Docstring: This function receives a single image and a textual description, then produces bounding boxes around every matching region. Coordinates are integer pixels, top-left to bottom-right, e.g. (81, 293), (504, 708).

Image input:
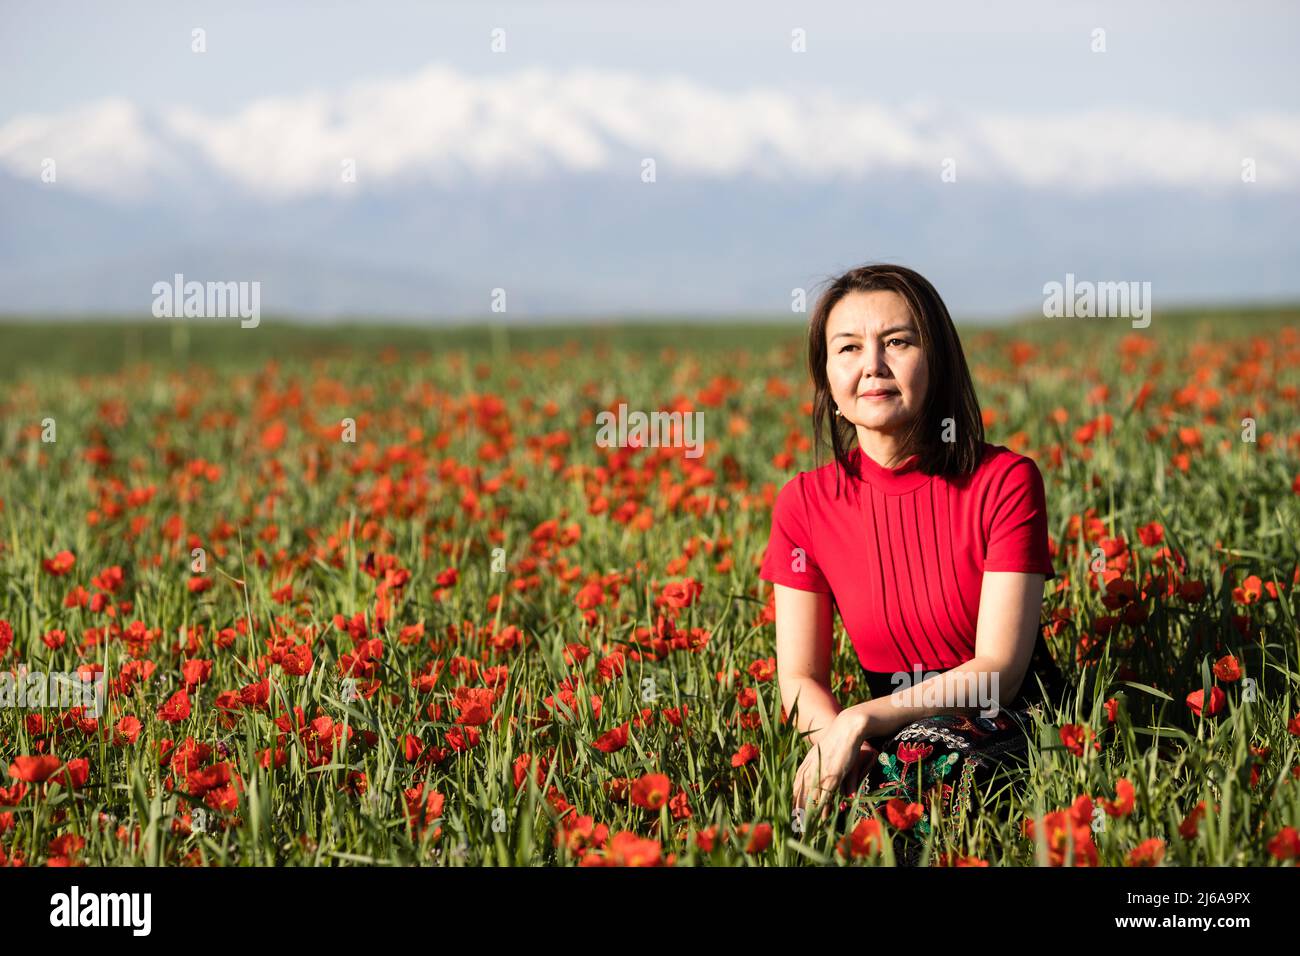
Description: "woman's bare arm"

(773, 583), (844, 748)
(836, 571), (1046, 739)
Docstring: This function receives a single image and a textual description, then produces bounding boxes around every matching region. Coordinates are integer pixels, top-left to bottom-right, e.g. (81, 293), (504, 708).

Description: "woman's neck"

(856, 431), (914, 470)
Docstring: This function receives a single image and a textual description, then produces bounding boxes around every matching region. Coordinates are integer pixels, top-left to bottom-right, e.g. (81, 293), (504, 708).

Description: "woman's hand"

(792, 707), (878, 822)
(843, 738), (880, 798)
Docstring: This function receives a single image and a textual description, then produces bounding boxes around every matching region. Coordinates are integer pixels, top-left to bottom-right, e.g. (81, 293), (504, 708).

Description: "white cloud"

(0, 98), (188, 198)
(1, 62), (1297, 200)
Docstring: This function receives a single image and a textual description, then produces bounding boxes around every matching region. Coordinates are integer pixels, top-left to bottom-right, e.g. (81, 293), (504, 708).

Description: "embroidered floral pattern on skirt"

(848, 701), (1039, 840)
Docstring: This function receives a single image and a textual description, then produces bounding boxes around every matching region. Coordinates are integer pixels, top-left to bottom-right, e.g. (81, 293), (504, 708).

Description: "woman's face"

(824, 289), (928, 446)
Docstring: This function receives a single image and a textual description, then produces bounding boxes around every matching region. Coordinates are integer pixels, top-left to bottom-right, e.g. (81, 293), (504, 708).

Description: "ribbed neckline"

(851, 447), (934, 495)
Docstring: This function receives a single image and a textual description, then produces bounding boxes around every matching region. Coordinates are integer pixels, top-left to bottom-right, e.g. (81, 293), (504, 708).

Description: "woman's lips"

(858, 390), (898, 399)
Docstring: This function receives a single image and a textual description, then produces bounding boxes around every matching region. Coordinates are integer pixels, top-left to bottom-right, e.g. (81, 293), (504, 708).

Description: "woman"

(758, 263), (1067, 859)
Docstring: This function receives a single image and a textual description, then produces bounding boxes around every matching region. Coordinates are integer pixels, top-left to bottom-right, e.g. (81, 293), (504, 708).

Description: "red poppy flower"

(562, 643), (592, 666)
(885, 798), (924, 830)
(279, 643), (313, 677)
(48, 832), (86, 864)
(658, 578), (703, 609)
(592, 723), (630, 753)
(1267, 826), (1299, 861)
(662, 704), (689, 726)
(694, 825), (719, 853)
(43, 551), (76, 576)
(668, 790), (692, 820)
(114, 716), (142, 746)
(1179, 801), (1207, 839)
(157, 689), (192, 724)
(630, 773), (672, 811)
(1059, 724), (1101, 757)
(838, 816), (884, 858)
(1232, 575), (1264, 605)
(7, 755), (63, 783)
(181, 658), (213, 690)
(1127, 838), (1165, 866)
(0, 782), (29, 806)
(451, 686), (496, 726)
(600, 831), (662, 866)
(1186, 686), (1226, 717)
(259, 421), (287, 452)
(596, 651), (626, 681)
(512, 752), (548, 791)
(444, 726), (480, 751)
(239, 679), (271, 710)
(573, 581), (606, 610)
(187, 761), (231, 797)
(402, 783), (445, 839)
(1023, 805), (1098, 867)
(1212, 655), (1242, 682)
(91, 565), (124, 592)
(735, 821), (772, 854)
(1101, 778), (1135, 817)
(1136, 522), (1164, 547)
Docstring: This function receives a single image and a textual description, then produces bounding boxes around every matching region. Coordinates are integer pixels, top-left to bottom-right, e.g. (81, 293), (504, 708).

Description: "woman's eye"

(839, 344), (859, 352)
(887, 338), (909, 347)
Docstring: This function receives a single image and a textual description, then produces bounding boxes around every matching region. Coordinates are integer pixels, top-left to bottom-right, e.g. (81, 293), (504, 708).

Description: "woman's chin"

(852, 413), (907, 430)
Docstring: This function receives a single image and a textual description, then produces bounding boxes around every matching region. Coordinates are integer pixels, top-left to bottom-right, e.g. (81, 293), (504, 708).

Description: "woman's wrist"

(838, 700), (876, 743)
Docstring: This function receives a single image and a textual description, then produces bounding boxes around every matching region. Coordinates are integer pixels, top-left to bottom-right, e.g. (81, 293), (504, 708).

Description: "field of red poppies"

(1, 311), (1298, 867)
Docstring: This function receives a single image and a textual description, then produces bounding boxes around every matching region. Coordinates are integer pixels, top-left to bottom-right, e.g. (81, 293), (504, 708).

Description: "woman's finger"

(800, 767), (820, 813)
(794, 750), (817, 807)
(844, 744), (878, 794)
(816, 786), (834, 822)
(815, 772), (839, 820)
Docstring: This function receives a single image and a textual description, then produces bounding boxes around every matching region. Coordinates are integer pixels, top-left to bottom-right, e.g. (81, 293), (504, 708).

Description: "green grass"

(0, 306), (1297, 866)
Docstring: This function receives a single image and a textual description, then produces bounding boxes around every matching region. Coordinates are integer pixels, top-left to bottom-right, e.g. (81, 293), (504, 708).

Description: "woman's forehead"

(826, 290), (916, 336)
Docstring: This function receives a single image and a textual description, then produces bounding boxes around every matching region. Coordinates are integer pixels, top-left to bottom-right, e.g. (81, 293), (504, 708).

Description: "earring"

(834, 407), (842, 417)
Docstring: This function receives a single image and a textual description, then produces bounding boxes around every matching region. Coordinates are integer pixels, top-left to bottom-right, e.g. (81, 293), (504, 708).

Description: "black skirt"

(843, 631), (1068, 851)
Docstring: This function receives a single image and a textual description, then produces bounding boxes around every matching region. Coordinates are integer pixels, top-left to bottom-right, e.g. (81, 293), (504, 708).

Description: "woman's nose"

(860, 342), (890, 377)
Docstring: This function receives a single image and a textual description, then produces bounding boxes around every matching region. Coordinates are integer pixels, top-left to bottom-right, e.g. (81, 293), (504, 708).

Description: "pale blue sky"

(4, 0), (1297, 121)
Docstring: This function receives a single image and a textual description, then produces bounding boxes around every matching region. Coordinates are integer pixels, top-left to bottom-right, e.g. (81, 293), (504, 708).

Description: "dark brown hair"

(807, 263), (985, 494)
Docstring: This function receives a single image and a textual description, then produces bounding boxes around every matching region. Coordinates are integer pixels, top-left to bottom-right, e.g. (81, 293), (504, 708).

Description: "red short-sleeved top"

(758, 441), (1056, 674)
